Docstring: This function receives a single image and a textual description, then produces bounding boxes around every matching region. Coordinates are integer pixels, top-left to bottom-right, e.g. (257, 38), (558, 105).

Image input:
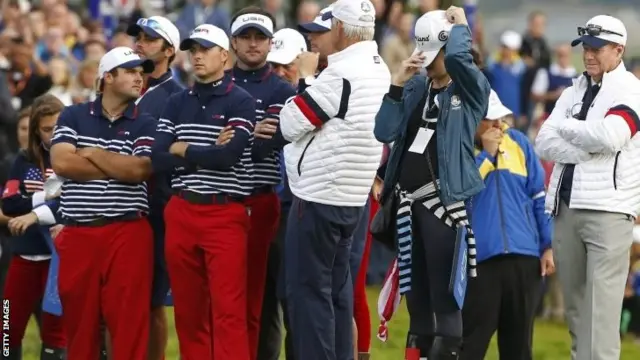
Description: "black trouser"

(623, 295), (640, 335)
(405, 203), (462, 358)
(257, 205), (291, 360)
(460, 254), (541, 360)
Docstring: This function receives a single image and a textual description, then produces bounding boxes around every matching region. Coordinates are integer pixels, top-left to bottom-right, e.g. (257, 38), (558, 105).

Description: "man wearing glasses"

(127, 15), (183, 360)
(536, 15), (640, 360)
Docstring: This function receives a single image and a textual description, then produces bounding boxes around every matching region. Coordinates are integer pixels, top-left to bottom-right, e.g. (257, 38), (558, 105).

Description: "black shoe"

(40, 346), (66, 360)
(428, 336), (462, 360)
(406, 333), (435, 357)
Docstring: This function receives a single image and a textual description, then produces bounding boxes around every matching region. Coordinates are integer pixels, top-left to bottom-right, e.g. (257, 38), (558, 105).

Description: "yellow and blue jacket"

(469, 126), (552, 263)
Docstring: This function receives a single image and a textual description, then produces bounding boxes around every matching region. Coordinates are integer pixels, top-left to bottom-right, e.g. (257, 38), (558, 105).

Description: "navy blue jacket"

(374, 25), (490, 205)
(1, 150), (58, 255)
(137, 71), (184, 216)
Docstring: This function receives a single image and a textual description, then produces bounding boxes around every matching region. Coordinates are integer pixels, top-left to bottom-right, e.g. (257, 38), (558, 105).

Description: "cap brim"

(231, 24), (273, 37)
(118, 58), (155, 74)
(297, 22), (330, 33)
(126, 24), (163, 40)
(571, 35), (609, 48)
(485, 107), (512, 120)
(267, 51), (297, 65)
(179, 38), (222, 51)
(413, 48), (441, 68)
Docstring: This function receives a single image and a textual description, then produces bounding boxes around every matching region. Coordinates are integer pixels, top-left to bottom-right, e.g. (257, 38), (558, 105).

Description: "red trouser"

(354, 195), (378, 352)
(164, 196), (251, 360)
(55, 218), (153, 360)
(245, 191), (280, 359)
(3, 256), (65, 348)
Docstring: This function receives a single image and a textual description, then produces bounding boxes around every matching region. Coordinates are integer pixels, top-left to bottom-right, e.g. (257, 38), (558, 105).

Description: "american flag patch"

(23, 168), (54, 193)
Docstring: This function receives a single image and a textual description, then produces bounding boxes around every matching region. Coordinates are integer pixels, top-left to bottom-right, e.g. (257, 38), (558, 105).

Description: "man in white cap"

(126, 15), (183, 360)
(278, 0), (390, 359)
(374, 7), (489, 359)
(152, 24), (256, 360)
(297, 5), (335, 76)
(461, 90), (554, 360)
(49, 47), (157, 359)
(267, 28), (308, 85)
(535, 14), (640, 360)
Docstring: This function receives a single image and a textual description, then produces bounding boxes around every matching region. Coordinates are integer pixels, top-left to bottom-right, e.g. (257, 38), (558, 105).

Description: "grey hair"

(332, 18), (375, 41)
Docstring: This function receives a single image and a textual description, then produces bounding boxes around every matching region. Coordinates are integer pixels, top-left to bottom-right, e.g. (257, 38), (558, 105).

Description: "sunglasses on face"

(577, 25), (624, 38)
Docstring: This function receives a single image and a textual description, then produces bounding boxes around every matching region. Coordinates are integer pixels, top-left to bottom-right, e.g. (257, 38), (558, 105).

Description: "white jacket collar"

(328, 40), (378, 64)
(574, 61), (627, 88)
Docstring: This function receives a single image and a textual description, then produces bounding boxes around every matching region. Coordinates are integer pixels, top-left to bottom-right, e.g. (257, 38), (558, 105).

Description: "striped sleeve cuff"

(133, 136), (154, 157)
(292, 92), (331, 128)
(51, 126), (77, 145)
(227, 117), (254, 135)
(606, 105), (640, 136)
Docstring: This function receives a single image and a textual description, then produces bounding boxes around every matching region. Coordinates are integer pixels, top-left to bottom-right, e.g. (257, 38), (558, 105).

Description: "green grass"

(20, 287), (640, 359)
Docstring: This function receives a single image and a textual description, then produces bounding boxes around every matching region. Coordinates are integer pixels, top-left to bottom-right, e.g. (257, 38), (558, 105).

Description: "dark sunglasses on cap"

(135, 18), (172, 45)
(577, 24), (624, 38)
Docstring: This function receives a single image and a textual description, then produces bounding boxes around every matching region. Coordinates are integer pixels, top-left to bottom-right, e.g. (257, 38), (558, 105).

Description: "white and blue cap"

(298, 6), (333, 33)
(321, 0), (376, 29)
(231, 13), (274, 37)
(571, 15), (627, 49)
(126, 16), (181, 53)
(267, 28), (308, 65)
(98, 46), (154, 79)
(485, 90), (512, 120)
(179, 24), (230, 51)
(412, 10), (453, 68)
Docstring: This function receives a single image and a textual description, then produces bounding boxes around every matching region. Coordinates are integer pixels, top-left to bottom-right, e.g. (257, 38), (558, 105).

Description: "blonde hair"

(332, 18), (375, 41)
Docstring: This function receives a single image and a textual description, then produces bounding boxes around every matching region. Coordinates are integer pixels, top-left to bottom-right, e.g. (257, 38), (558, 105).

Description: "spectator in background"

(110, 26), (135, 49)
(267, 28), (308, 85)
(531, 44), (576, 121)
(83, 36), (107, 62)
(296, 0), (320, 24)
(519, 10), (550, 135)
(69, 59), (98, 104)
(47, 57), (73, 105)
(264, 0), (289, 30)
(381, 12), (415, 76)
(36, 26), (69, 62)
(487, 30), (525, 126)
(7, 38), (52, 111)
(175, 0), (230, 39)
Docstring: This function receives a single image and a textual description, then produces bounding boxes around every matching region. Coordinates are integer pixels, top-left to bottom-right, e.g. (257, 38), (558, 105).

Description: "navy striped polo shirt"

(231, 65), (296, 190)
(152, 73), (256, 197)
(51, 97), (157, 222)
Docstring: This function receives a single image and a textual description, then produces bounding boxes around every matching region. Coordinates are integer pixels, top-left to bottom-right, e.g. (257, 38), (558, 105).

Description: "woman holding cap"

(374, 6), (489, 360)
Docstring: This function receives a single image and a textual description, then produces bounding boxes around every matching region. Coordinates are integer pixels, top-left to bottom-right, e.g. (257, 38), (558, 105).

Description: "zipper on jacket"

(494, 156), (509, 253)
(613, 151), (621, 190)
(297, 136), (315, 176)
(553, 166), (567, 217)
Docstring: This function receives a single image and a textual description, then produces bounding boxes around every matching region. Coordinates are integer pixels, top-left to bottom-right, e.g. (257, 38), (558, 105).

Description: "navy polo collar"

(190, 72), (234, 97)
(147, 70), (172, 88)
(232, 63), (272, 83)
(89, 96), (138, 120)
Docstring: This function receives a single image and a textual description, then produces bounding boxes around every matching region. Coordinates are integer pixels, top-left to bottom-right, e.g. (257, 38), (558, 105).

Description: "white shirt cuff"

(32, 191), (46, 207)
(33, 206), (56, 225)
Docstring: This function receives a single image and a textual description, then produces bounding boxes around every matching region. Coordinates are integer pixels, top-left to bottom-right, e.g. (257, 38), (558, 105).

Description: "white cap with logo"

(571, 15), (627, 48)
(321, 0), (376, 28)
(413, 10), (453, 68)
(298, 6), (333, 33)
(267, 28), (308, 65)
(126, 16), (181, 53)
(180, 24), (230, 51)
(485, 90), (512, 120)
(231, 13), (275, 37)
(98, 46), (154, 79)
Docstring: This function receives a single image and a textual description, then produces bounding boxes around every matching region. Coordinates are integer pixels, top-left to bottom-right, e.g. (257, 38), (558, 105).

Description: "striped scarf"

(395, 181), (477, 295)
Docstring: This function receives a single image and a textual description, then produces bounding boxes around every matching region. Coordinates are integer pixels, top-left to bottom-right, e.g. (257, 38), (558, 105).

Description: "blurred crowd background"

(0, 0), (640, 348)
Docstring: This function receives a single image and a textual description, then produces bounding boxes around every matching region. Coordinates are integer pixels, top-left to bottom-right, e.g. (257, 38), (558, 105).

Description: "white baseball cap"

(231, 13), (274, 37)
(412, 10), (453, 68)
(485, 90), (512, 120)
(500, 30), (522, 50)
(127, 16), (181, 53)
(298, 6), (333, 33)
(572, 15), (627, 48)
(321, 0), (375, 28)
(179, 24), (229, 51)
(267, 28), (308, 65)
(98, 46), (154, 79)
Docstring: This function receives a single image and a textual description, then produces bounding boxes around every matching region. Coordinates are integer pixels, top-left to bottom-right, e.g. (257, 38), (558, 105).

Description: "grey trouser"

(554, 202), (634, 360)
